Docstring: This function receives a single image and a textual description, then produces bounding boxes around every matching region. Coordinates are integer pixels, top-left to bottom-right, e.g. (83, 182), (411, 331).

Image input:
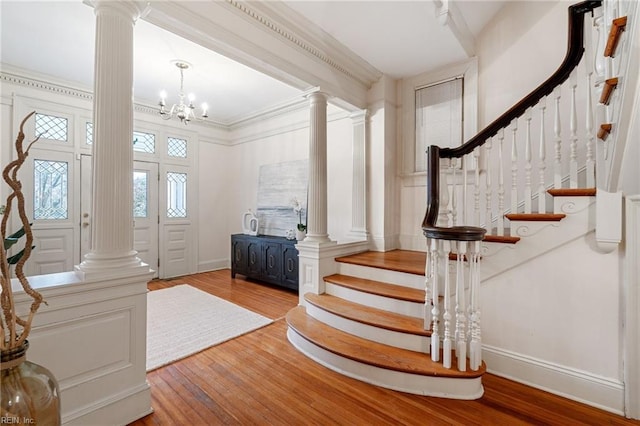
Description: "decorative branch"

(1, 111), (44, 350)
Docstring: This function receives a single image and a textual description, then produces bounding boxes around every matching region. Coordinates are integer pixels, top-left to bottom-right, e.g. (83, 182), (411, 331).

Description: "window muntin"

(167, 137), (187, 158)
(34, 159), (68, 220)
(86, 127), (156, 154)
(133, 131), (155, 154)
(166, 172), (187, 218)
(86, 122), (93, 145)
(35, 113), (68, 142)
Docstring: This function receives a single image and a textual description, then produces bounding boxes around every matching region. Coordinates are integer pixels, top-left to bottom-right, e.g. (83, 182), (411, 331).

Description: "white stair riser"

(305, 302), (431, 353)
(325, 282), (424, 318)
(287, 328), (484, 400)
(337, 263), (424, 289)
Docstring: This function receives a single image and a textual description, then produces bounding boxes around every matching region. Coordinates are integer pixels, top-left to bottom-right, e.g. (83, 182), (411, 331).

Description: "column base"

(302, 233), (332, 244)
(75, 250), (152, 281)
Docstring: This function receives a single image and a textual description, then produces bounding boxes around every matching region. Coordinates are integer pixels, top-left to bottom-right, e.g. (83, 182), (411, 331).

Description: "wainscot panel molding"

(13, 270), (154, 425)
(483, 345), (625, 415)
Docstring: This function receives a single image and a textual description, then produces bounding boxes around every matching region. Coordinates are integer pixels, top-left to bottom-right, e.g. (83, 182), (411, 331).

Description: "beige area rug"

(147, 284), (273, 371)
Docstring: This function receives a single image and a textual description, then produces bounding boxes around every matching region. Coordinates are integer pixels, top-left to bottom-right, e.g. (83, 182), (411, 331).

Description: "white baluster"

(485, 138), (493, 232)
(430, 238), (440, 362)
(463, 155), (469, 225)
(586, 69), (596, 188)
(455, 240), (467, 372)
(594, 12), (605, 82)
(474, 147), (481, 226)
(510, 119), (519, 214)
(442, 240), (452, 369)
(553, 86), (563, 189)
(439, 163), (452, 227)
(469, 240), (482, 371)
(538, 98), (547, 213)
(569, 69), (578, 188)
(524, 110), (533, 214)
(424, 239), (433, 332)
(451, 159), (458, 226)
(497, 130), (506, 236)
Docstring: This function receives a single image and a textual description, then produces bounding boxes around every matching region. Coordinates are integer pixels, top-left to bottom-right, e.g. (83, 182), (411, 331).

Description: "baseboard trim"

(63, 382), (152, 426)
(483, 345), (624, 415)
(198, 258), (229, 273)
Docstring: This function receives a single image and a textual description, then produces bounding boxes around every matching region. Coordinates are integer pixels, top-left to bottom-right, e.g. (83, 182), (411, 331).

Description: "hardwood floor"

(133, 270), (639, 425)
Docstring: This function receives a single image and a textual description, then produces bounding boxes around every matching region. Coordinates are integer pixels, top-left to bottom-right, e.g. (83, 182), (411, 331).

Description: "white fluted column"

(348, 110), (369, 240)
(77, 0), (148, 277)
(304, 91), (331, 244)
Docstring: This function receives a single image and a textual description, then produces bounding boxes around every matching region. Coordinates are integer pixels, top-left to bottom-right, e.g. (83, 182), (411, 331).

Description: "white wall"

(196, 102), (355, 271)
(477, 1), (567, 127)
(482, 234), (625, 412)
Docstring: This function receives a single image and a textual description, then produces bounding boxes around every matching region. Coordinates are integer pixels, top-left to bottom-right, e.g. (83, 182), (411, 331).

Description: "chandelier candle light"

(159, 61), (208, 124)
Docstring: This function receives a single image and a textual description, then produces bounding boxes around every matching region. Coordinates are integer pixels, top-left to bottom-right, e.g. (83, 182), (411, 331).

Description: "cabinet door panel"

(263, 242), (282, 283)
(231, 238), (248, 277)
(248, 241), (261, 275)
(282, 244), (299, 289)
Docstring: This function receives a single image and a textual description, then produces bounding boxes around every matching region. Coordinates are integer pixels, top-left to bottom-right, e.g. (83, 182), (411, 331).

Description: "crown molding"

(0, 65), (94, 102)
(228, 1), (382, 89)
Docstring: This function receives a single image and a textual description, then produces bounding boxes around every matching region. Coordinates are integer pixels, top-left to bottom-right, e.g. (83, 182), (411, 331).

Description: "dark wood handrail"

(423, 0), (602, 240)
(439, 0), (602, 159)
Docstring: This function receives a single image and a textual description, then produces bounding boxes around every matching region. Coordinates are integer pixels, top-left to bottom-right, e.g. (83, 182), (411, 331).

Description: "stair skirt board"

(305, 302), (431, 353)
(325, 282), (424, 318)
(337, 262), (425, 290)
(287, 328), (484, 400)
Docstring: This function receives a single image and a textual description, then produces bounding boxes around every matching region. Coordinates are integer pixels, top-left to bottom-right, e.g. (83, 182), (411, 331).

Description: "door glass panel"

(33, 159), (68, 219)
(133, 171), (148, 218)
(166, 172), (187, 218)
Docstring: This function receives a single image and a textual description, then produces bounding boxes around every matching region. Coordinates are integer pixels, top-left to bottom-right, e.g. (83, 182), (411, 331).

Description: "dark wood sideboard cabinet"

(231, 234), (299, 291)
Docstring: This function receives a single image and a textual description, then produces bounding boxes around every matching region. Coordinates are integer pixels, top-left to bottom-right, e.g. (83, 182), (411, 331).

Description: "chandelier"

(158, 61), (208, 124)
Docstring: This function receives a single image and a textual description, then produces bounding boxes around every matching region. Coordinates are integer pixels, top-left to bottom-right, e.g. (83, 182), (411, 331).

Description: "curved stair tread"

(547, 188), (596, 197)
(483, 234), (521, 244)
(335, 250), (425, 275)
(287, 306), (484, 378)
(324, 274), (424, 303)
(305, 293), (431, 336)
(505, 213), (566, 221)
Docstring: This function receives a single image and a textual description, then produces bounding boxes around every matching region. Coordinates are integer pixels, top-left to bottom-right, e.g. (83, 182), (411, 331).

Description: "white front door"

(80, 156), (159, 276)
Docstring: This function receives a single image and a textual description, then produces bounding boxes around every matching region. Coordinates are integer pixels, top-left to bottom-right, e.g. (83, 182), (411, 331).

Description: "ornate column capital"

(90, 0), (149, 22)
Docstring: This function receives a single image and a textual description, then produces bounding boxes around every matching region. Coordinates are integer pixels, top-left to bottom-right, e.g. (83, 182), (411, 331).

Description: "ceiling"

(0, 1), (504, 126)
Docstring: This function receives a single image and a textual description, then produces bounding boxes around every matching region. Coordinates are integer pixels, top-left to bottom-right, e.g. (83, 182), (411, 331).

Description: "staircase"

(287, 0), (637, 403)
(286, 251), (486, 399)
